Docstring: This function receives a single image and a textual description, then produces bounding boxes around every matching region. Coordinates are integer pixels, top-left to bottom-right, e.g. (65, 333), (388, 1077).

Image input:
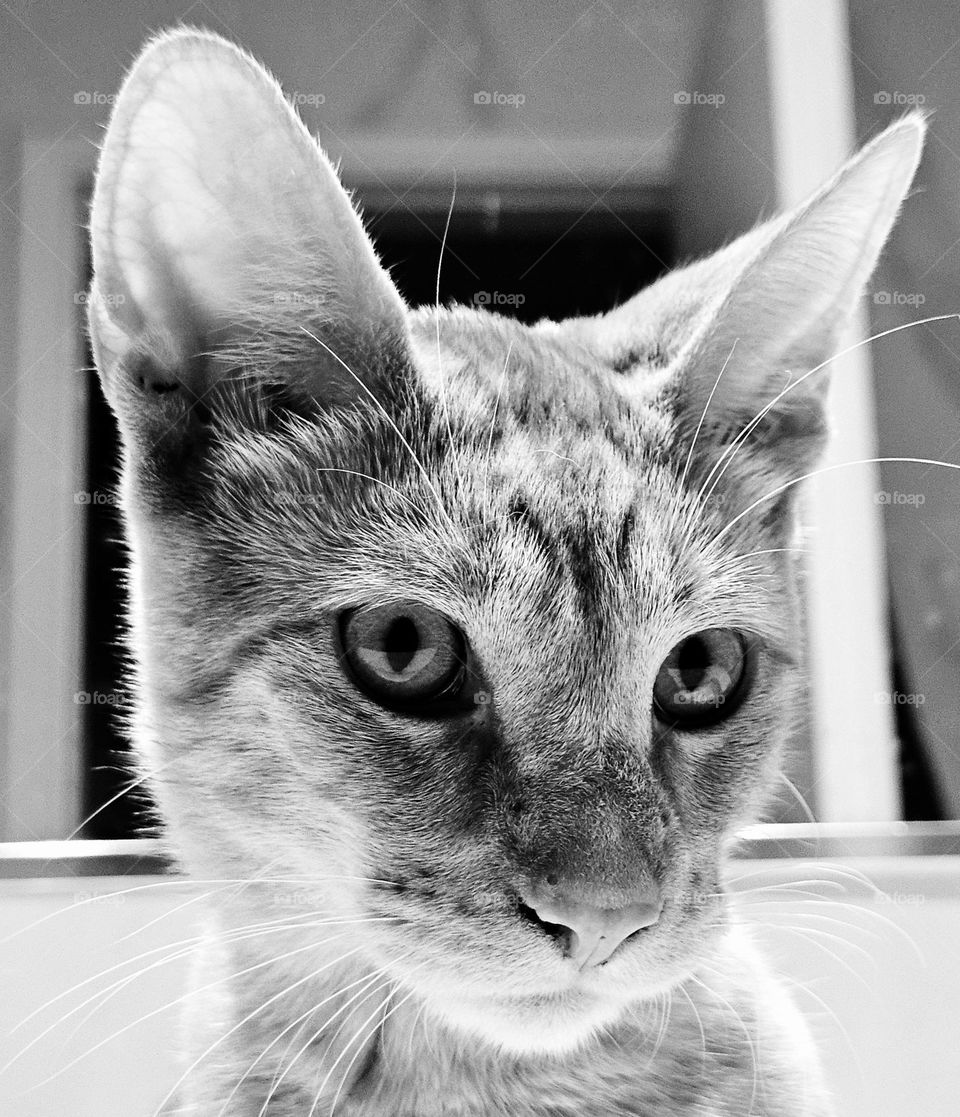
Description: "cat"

(86, 26), (923, 1117)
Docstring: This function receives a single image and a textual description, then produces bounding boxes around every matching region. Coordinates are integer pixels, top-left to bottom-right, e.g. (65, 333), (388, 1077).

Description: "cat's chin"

(426, 988), (627, 1056)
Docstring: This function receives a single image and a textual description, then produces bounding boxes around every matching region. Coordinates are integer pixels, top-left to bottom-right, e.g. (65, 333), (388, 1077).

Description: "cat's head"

(88, 30), (922, 1055)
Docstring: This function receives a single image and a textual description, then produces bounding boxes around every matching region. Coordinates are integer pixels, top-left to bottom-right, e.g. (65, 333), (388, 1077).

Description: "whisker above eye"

(695, 314), (960, 513)
(299, 327), (456, 531)
(711, 455), (960, 547)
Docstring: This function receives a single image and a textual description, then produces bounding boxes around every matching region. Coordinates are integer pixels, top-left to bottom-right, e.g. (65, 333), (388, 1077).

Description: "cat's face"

(88, 30), (923, 1055)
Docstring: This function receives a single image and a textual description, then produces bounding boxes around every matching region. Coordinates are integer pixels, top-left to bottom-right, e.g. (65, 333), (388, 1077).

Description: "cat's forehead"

(395, 307), (718, 625)
(400, 306), (691, 560)
(406, 306), (675, 456)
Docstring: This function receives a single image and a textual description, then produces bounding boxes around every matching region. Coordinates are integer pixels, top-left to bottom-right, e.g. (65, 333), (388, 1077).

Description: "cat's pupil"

(383, 616), (421, 674)
(677, 636), (709, 690)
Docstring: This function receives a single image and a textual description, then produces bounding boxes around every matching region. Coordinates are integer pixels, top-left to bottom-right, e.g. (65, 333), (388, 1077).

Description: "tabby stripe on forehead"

(617, 504), (637, 568)
(507, 496), (559, 568)
(561, 524), (604, 622)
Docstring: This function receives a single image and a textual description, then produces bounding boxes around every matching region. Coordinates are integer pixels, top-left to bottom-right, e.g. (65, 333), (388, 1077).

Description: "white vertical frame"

(764, 0), (900, 820)
(1, 134), (92, 840)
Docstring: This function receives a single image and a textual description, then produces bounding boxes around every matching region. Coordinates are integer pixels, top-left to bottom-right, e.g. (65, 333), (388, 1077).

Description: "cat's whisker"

(14, 912), (399, 1037)
(725, 868), (853, 893)
(697, 313), (960, 507)
(530, 447), (580, 466)
(66, 914), (401, 1051)
(12, 913), (233, 1037)
(747, 898), (925, 965)
(671, 338), (739, 527)
(647, 989), (673, 1066)
(152, 945), (375, 1117)
(434, 180), (463, 495)
(312, 467), (424, 518)
(0, 875), (398, 950)
(318, 967), (427, 1117)
(261, 954), (417, 1117)
(216, 963), (390, 1117)
(64, 754), (181, 841)
(328, 980), (422, 1117)
(117, 853), (291, 943)
(750, 915), (878, 962)
(747, 921), (878, 993)
(774, 772), (818, 825)
(689, 971), (760, 1112)
(773, 971), (863, 1079)
(738, 902), (884, 937)
(730, 888), (870, 913)
(713, 455), (960, 547)
(781, 861), (892, 893)
(52, 906), (329, 1053)
(314, 970), (398, 1071)
(678, 985), (708, 1071)
(407, 996), (429, 1060)
(11, 930), (365, 1087)
(223, 968), (383, 1117)
(729, 875), (905, 914)
(716, 545), (811, 569)
(310, 987), (396, 1117)
(299, 326), (455, 530)
(728, 857), (907, 895)
(731, 883), (929, 952)
(263, 1007), (329, 1115)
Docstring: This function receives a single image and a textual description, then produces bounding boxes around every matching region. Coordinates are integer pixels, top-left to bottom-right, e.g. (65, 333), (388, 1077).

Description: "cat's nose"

(518, 885), (663, 969)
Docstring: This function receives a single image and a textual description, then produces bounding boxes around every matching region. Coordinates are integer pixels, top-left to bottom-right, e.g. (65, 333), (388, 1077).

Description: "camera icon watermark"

(74, 689), (126, 706)
(474, 91), (525, 107)
(74, 490), (119, 506)
(874, 91), (926, 106)
(873, 290), (925, 307)
(874, 490), (925, 508)
(674, 90), (725, 107)
(73, 91), (118, 106)
(473, 290), (525, 308)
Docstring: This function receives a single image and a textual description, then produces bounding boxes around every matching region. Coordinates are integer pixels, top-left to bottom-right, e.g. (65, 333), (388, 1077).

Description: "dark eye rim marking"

(335, 601), (481, 718)
(652, 628), (754, 730)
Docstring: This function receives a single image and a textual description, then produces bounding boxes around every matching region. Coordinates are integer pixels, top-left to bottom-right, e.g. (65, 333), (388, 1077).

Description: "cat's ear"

(88, 28), (408, 442)
(598, 115), (924, 484)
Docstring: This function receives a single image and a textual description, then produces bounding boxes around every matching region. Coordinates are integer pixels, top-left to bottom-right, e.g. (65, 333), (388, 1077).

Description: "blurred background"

(0, 0), (959, 840)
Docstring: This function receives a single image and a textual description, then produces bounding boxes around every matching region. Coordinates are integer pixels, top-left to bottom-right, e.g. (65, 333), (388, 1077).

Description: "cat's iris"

(652, 629), (749, 728)
(339, 602), (468, 710)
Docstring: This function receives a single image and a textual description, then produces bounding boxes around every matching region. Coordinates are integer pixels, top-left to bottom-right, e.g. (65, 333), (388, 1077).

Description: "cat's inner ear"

(598, 115), (925, 485)
(88, 29), (409, 434)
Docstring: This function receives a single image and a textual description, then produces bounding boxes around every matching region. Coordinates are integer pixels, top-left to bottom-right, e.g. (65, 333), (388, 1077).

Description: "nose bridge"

(503, 744), (668, 908)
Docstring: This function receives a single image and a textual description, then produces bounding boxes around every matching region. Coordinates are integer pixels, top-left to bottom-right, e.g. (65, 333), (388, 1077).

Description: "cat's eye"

(652, 629), (749, 728)
(338, 602), (468, 711)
